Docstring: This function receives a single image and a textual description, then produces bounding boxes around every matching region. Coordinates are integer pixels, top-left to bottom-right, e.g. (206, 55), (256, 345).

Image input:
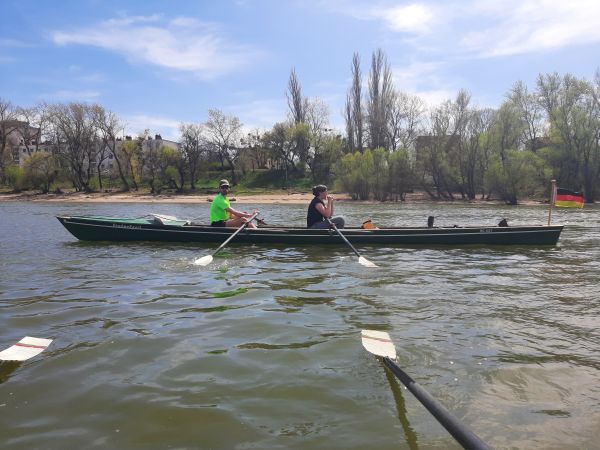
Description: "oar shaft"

(212, 212), (259, 256)
(326, 218), (361, 258)
(383, 358), (491, 450)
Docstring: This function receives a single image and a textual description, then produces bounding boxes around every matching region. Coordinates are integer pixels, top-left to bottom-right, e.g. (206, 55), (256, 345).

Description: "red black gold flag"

(554, 188), (584, 208)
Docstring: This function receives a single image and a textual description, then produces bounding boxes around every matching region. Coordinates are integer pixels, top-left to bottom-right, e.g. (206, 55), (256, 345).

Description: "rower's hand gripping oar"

(361, 330), (491, 450)
(194, 212), (259, 266)
(326, 218), (377, 267)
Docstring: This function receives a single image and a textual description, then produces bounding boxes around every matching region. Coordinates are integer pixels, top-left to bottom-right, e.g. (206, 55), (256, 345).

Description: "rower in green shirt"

(210, 179), (258, 228)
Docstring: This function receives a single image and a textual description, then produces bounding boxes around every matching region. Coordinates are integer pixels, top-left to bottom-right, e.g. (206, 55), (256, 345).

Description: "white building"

(2, 122), (180, 171)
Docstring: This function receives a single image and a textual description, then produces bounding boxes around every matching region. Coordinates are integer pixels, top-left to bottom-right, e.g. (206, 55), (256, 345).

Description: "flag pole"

(548, 179), (556, 225)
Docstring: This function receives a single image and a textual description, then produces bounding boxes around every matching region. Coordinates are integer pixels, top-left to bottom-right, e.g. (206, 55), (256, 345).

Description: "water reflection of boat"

(57, 215), (563, 246)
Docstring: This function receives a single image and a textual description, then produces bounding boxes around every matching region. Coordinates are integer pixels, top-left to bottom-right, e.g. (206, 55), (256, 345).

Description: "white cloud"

(50, 14), (264, 79)
(326, 0), (600, 57)
(325, 1), (438, 35)
(461, 0), (600, 57)
(379, 4), (437, 34)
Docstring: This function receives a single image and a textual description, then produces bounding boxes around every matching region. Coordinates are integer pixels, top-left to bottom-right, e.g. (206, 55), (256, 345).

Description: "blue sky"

(2, 0), (599, 140)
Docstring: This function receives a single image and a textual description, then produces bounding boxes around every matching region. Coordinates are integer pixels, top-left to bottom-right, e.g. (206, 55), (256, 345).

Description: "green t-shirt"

(210, 193), (230, 223)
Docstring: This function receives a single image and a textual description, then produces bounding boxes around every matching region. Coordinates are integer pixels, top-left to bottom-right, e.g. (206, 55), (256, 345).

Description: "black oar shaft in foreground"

(326, 218), (377, 267)
(382, 357), (491, 450)
(361, 330), (490, 450)
(194, 212), (259, 266)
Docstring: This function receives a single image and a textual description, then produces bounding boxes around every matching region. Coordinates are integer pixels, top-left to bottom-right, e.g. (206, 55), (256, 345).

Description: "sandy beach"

(0, 190), (347, 204)
(0, 190), (547, 205)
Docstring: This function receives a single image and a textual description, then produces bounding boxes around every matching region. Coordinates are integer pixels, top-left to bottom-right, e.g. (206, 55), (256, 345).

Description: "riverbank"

(0, 189), (546, 205)
(0, 190), (337, 204)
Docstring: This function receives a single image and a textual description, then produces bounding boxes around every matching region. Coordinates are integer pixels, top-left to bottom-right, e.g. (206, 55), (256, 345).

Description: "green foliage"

(142, 145), (184, 193)
(486, 150), (550, 204)
(261, 122), (310, 184)
(5, 165), (26, 192)
(22, 152), (58, 193)
(309, 134), (344, 184)
(388, 148), (413, 201)
(335, 148), (413, 200)
(236, 169), (312, 192)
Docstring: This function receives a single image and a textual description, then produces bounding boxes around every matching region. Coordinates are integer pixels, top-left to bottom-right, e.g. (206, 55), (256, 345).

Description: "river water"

(0, 201), (598, 449)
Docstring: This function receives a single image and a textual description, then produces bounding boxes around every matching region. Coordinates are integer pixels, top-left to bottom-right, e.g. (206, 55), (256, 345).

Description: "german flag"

(555, 188), (584, 208)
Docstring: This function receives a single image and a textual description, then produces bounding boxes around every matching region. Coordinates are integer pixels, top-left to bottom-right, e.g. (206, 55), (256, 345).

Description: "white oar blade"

(358, 256), (378, 267)
(361, 330), (396, 359)
(193, 255), (213, 266)
(0, 336), (53, 361)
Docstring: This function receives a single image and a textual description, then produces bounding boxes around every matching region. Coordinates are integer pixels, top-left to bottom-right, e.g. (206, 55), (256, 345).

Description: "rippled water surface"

(1, 201), (599, 449)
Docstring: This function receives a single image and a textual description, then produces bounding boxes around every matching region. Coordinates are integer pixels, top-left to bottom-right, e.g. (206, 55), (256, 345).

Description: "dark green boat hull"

(57, 216), (563, 246)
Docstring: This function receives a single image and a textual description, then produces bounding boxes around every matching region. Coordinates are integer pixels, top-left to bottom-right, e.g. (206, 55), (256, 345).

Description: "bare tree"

(420, 101), (455, 199)
(204, 109), (243, 183)
(449, 90), (473, 199)
(47, 102), (98, 192)
(387, 91), (425, 151)
(460, 107), (491, 199)
(344, 92), (355, 152)
(367, 49), (394, 150)
(179, 122), (206, 189)
(16, 103), (49, 157)
(344, 52), (364, 152)
(286, 68), (306, 124)
(85, 105), (113, 190)
(305, 98), (332, 180)
(92, 105), (129, 191)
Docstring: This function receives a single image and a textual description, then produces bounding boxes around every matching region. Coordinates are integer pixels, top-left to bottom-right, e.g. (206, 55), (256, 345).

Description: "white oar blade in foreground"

(0, 336), (53, 361)
(361, 330), (396, 359)
(194, 255), (213, 266)
(358, 256), (378, 268)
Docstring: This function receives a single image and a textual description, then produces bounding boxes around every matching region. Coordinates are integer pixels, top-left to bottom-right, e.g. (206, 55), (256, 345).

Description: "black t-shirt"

(307, 197), (325, 227)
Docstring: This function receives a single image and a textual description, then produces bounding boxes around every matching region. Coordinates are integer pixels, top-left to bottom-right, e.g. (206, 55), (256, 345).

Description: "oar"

(194, 212), (259, 266)
(361, 330), (491, 450)
(326, 218), (377, 267)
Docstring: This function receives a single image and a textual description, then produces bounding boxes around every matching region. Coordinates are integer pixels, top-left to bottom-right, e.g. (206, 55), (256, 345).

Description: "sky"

(2, 0), (600, 140)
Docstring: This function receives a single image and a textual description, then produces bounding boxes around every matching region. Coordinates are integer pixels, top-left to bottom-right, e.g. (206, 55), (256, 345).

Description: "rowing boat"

(56, 215), (563, 246)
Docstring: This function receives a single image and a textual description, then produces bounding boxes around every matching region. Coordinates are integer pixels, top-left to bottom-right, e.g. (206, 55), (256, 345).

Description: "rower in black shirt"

(306, 185), (345, 229)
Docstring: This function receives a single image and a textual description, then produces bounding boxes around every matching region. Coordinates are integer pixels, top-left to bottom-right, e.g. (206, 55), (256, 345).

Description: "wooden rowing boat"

(56, 215), (563, 246)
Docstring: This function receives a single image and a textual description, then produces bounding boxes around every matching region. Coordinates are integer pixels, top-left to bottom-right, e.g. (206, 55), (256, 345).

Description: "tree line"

(1, 49), (599, 204)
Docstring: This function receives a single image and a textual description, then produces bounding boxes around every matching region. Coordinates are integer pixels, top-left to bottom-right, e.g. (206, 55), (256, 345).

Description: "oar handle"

(326, 218), (361, 258)
(212, 212), (259, 256)
(383, 357), (491, 450)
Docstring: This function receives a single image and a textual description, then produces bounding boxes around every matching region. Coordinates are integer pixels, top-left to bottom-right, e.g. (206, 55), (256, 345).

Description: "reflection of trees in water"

(0, 361), (20, 384)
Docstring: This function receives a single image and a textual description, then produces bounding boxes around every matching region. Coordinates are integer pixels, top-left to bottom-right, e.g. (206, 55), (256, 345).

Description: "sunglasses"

(220, 186), (230, 189)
